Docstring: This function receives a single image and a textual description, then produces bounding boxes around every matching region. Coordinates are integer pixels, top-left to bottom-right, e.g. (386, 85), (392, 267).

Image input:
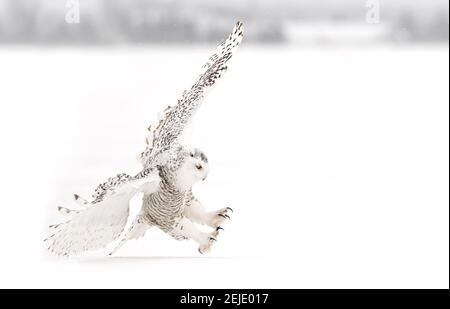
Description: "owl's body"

(108, 149), (231, 255)
(46, 22), (243, 256)
(144, 178), (189, 236)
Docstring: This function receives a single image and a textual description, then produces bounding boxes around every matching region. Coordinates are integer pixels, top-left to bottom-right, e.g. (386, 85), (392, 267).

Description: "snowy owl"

(45, 22), (243, 256)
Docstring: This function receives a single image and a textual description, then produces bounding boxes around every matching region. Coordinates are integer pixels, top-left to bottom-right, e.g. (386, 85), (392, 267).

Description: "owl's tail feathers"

(45, 194), (132, 256)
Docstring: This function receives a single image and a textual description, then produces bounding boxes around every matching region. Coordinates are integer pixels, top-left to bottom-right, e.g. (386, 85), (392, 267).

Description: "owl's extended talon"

(199, 235), (216, 254)
(216, 226), (224, 231)
(218, 214), (230, 220)
(226, 207), (234, 213)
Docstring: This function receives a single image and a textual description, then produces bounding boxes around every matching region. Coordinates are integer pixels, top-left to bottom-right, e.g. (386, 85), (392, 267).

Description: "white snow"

(0, 44), (448, 288)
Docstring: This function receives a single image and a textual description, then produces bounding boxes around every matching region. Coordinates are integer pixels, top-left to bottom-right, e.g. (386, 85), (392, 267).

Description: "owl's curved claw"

(216, 226), (224, 231)
(226, 207), (234, 213)
(218, 214), (230, 220)
(209, 237), (217, 242)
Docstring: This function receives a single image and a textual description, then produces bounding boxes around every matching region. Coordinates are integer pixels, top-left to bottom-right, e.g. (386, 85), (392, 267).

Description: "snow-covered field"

(0, 45), (448, 288)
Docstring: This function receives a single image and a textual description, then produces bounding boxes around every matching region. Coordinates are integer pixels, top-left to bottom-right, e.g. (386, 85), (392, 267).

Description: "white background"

(0, 44), (448, 288)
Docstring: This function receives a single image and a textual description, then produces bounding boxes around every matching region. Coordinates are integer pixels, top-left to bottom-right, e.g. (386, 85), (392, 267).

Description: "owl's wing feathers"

(47, 21), (244, 256)
(139, 21), (244, 168)
(46, 170), (159, 256)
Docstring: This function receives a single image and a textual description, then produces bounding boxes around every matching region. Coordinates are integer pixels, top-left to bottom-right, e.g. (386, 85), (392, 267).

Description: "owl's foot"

(207, 207), (233, 228)
(198, 228), (222, 254)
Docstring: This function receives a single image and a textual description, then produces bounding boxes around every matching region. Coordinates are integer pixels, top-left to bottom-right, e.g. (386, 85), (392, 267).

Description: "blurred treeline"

(0, 0), (447, 45)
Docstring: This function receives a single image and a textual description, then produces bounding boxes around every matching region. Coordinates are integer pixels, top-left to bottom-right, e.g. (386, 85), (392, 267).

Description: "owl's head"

(169, 147), (209, 190)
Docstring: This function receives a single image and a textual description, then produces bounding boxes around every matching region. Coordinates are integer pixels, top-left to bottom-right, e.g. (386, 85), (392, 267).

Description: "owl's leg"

(183, 199), (232, 228)
(172, 217), (219, 254)
(109, 215), (152, 256)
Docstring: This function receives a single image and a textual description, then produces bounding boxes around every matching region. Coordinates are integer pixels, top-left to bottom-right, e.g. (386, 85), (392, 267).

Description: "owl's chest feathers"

(142, 178), (191, 229)
(146, 189), (188, 213)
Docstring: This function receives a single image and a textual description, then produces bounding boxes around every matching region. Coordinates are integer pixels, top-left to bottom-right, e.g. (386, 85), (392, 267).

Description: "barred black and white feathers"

(139, 21), (244, 168)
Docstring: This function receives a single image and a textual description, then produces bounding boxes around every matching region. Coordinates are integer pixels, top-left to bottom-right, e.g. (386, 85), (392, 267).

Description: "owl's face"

(173, 148), (209, 190)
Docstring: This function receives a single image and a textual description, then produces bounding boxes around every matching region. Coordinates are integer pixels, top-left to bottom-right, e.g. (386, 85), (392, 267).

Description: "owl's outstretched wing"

(45, 169), (159, 256)
(139, 21), (244, 168)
